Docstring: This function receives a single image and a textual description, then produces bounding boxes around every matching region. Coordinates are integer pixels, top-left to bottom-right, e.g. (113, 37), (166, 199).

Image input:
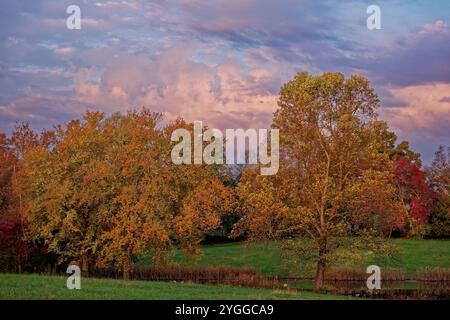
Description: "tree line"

(0, 72), (449, 289)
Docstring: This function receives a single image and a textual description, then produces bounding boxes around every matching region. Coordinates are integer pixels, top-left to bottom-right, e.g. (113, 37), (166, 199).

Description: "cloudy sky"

(0, 0), (449, 163)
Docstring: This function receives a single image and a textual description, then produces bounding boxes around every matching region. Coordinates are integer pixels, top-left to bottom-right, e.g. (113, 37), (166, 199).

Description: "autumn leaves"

(1, 72), (446, 289)
(12, 110), (234, 279)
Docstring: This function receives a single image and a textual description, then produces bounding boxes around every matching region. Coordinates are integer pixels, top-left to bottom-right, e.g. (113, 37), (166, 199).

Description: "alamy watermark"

(66, 5), (81, 30)
(367, 5), (381, 30)
(66, 265), (81, 289)
(65, 5), (380, 31)
(366, 265), (381, 290)
(171, 121), (279, 175)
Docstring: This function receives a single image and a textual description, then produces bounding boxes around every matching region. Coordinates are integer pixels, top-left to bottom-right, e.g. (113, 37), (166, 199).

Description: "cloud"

(176, 0), (355, 68)
(381, 83), (450, 138)
(0, 93), (86, 133)
(380, 83), (450, 162)
(94, 1), (141, 10)
(73, 46), (279, 129)
(54, 47), (75, 57)
(0, 0), (449, 164)
(364, 20), (450, 86)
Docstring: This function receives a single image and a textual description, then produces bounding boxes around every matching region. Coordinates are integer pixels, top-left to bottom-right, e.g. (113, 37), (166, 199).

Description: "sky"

(0, 0), (449, 164)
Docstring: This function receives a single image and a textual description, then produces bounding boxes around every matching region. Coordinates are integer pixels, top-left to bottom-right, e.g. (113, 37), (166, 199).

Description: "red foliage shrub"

(394, 157), (433, 224)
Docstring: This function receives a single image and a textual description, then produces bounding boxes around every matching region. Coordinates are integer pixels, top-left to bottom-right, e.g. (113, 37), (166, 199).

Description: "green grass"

(3, 239), (447, 300)
(175, 242), (284, 275)
(0, 273), (355, 300)
(142, 239), (450, 277)
(380, 239), (450, 274)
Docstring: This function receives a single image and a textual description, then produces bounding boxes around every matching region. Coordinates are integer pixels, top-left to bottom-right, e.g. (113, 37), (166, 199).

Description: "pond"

(282, 278), (450, 299)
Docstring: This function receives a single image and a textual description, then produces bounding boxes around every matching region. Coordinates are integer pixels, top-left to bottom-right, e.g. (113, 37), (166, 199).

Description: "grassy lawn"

(2, 239), (447, 299)
(0, 273), (355, 300)
(382, 239), (450, 274)
(142, 239), (450, 277)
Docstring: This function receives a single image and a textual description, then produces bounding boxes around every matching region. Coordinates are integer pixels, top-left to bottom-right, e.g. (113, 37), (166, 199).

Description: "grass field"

(140, 239), (450, 276)
(1, 239), (448, 300)
(0, 273), (355, 300)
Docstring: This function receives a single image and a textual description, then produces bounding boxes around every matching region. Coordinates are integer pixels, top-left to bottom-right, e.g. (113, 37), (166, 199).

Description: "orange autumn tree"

(96, 110), (173, 279)
(162, 119), (234, 260)
(0, 132), (23, 272)
(173, 179), (234, 259)
(15, 112), (112, 275)
(4, 124), (57, 273)
(98, 113), (234, 278)
(2, 123), (52, 217)
(0, 133), (17, 216)
(16, 109), (233, 279)
(235, 72), (403, 291)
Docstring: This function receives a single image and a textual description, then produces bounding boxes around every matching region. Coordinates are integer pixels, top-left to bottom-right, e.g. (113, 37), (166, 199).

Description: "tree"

(425, 146), (450, 238)
(0, 133), (16, 214)
(390, 141), (421, 166)
(96, 112), (234, 278)
(393, 157), (433, 236)
(15, 112), (112, 275)
(95, 110), (173, 279)
(1, 124), (56, 273)
(16, 109), (234, 279)
(426, 146), (450, 196)
(235, 72), (402, 290)
(162, 119), (235, 260)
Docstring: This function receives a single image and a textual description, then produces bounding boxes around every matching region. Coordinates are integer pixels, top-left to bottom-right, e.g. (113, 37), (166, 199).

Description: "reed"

(90, 264), (280, 289)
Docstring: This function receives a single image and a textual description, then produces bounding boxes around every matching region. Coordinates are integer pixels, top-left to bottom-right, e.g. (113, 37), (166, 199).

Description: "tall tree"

(15, 112), (112, 275)
(235, 72), (401, 290)
(425, 146), (450, 238)
(426, 146), (450, 196)
(96, 110), (173, 279)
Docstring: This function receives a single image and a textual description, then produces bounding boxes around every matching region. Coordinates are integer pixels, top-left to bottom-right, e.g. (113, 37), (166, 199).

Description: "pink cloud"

(74, 46), (279, 129)
(380, 83), (450, 139)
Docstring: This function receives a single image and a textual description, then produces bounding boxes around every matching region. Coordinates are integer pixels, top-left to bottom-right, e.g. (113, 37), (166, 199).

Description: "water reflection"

(283, 279), (450, 299)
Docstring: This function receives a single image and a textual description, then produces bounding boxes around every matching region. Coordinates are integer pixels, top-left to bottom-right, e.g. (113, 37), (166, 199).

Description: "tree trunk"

(17, 255), (22, 274)
(313, 237), (327, 291)
(123, 254), (131, 280)
(81, 254), (89, 277)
